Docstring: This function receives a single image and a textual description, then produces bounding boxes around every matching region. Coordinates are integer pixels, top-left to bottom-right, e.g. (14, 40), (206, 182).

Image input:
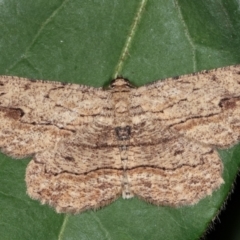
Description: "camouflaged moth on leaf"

(0, 65), (240, 213)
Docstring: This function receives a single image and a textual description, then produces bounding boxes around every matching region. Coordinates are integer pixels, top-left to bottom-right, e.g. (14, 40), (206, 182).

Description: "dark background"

(205, 174), (240, 240)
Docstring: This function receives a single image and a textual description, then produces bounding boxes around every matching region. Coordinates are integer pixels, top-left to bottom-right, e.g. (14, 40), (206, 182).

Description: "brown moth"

(0, 65), (240, 213)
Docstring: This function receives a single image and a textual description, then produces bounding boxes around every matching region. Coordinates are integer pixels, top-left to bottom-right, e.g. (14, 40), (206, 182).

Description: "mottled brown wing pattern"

(130, 65), (240, 147)
(0, 76), (123, 213)
(0, 76), (111, 157)
(126, 65), (240, 204)
(127, 137), (223, 206)
(0, 65), (240, 214)
(26, 161), (122, 213)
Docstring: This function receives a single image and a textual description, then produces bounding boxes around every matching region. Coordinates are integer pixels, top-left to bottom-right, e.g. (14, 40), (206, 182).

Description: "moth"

(0, 65), (239, 213)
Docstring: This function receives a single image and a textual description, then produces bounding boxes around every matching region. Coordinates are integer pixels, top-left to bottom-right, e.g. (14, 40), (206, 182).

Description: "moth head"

(110, 78), (135, 90)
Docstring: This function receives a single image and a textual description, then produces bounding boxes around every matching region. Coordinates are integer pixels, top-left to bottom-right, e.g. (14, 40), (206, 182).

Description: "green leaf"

(0, 0), (240, 239)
